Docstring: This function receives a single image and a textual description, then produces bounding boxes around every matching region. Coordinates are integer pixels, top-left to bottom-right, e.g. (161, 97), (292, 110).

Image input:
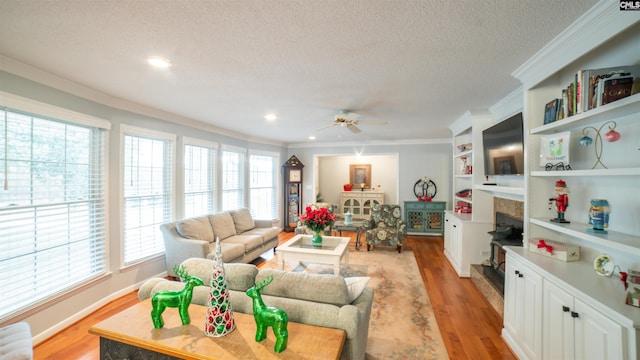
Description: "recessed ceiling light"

(308, 135), (316, 140)
(147, 56), (172, 68)
(265, 113), (277, 121)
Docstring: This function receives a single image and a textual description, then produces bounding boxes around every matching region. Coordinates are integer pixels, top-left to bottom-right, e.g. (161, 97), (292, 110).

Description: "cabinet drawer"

(404, 201), (445, 210)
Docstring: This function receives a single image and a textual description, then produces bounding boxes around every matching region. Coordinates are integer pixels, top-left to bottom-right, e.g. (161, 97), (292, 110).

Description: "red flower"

(301, 206), (336, 232)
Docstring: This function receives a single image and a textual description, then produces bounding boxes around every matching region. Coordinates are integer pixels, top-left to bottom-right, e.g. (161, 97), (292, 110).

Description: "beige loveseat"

(160, 208), (281, 276)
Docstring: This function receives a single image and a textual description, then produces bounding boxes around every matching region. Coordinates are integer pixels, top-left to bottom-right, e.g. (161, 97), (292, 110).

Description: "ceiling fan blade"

(347, 124), (361, 134)
(314, 123), (336, 132)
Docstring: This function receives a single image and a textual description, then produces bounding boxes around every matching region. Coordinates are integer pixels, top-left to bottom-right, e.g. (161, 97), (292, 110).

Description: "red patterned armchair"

(364, 204), (406, 253)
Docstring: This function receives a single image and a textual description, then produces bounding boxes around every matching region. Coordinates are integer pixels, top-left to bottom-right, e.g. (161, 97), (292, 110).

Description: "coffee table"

(332, 220), (365, 250)
(276, 234), (350, 275)
(89, 300), (345, 360)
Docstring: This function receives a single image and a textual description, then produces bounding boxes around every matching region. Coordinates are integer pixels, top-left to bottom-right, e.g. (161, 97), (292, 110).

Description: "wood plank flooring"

(33, 232), (516, 359)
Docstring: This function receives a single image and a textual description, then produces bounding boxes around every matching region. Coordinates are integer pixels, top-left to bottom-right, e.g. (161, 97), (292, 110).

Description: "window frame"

(183, 137), (218, 218)
(248, 150), (279, 219)
(0, 92), (110, 321)
(120, 125), (175, 268)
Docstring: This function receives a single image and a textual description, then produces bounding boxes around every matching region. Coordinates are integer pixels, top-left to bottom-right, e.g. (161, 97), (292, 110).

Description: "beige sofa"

(139, 258), (373, 360)
(160, 208), (281, 276)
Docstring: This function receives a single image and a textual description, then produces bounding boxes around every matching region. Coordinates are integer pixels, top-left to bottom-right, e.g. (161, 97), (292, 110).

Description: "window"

(0, 98), (108, 320)
(249, 152), (278, 219)
(220, 146), (245, 211)
(122, 126), (174, 265)
(184, 139), (217, 218)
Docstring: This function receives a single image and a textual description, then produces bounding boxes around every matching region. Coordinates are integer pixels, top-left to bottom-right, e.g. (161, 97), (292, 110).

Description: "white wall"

(316, 154), (398, 206)
(288, 141), (453, 214)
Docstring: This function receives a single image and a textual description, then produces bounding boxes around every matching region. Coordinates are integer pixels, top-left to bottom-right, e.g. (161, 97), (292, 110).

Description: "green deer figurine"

(151, 265), (204, 328)
(246, 275), (289, 352)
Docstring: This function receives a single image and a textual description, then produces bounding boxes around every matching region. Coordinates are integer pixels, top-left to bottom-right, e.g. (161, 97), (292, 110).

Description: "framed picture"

(539, 131), (571, 167)
(349, 164), (371, 189)
(494, 156), (517, 175)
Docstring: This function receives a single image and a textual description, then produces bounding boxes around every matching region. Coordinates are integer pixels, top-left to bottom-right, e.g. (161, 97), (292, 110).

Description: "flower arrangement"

(301, 206), (336, 233)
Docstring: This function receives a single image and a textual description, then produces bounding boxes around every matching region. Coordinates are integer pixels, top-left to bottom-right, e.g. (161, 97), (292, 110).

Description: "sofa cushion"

(344, 277), (370, 303)
(242, 227), (281, 243)
(230, 208), (256, 234)
(208, 212), (237, 240)
(175, 216), (214, 243)
(224, 234), (265, 253)
(256, 269), (349, 306)
(180, 258), (258, 291)
(0, 321), (33, 360)
(206, 242), (245, 263)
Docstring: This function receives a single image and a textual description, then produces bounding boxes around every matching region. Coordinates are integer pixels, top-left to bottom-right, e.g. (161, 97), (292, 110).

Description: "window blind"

(249, 153), (277, 219)
(221, 147), (245, 211)
(122, 127), (174, 265)
(184, 142), (216, 218)
(0, 107), (106, 320)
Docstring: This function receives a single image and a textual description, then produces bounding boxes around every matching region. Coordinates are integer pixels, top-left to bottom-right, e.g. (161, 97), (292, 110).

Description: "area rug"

(261, 248), (450, 360)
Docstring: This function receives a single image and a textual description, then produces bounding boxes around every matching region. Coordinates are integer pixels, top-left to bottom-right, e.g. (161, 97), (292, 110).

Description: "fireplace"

(482, 212), (523, 295)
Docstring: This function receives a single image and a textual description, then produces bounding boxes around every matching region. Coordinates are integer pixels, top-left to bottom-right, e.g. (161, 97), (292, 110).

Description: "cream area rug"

(262, 248), (449, 360)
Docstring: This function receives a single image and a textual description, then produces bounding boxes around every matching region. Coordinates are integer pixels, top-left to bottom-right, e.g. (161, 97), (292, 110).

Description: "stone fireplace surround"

(470, 197), (524, 317)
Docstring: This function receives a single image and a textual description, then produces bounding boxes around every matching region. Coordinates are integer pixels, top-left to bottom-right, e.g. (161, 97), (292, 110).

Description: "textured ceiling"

(0, 0), (598, 145)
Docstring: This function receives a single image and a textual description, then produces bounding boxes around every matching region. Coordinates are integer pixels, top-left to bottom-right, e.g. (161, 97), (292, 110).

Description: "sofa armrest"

(338, 286), (373, 360)
(161, 223), (211, 276)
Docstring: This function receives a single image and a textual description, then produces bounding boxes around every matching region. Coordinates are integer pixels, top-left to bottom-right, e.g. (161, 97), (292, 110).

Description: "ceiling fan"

(314, 111), (388, 134)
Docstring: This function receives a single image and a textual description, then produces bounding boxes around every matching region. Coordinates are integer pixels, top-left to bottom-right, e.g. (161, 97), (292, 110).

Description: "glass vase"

(311, 230), (323, 245)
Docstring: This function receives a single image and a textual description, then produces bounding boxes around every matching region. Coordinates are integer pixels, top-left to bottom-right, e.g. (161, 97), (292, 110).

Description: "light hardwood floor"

(33, 232), (516, 359)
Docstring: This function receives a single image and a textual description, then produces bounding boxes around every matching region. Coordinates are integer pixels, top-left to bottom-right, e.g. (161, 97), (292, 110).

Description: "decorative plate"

(593, 254), (614, 277)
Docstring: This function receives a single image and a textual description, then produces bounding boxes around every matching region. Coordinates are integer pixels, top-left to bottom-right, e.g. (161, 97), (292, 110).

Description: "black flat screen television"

(482, 112), (524, 176)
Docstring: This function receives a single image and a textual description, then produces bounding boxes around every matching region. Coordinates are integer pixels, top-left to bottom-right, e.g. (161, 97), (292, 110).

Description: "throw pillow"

(176, 216), (214, 243)
(208, 212), (237, 240)
(344, 277), (370, 303)
(230, 208), (256, 234)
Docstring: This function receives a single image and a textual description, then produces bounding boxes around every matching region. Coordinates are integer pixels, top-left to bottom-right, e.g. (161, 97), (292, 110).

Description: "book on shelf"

(561, 89), (568, 120)
(602, 75), (634, 105)
(582, 65), (640, 110)
(544, 99), (559, 124)
(575, 71), (582, 115)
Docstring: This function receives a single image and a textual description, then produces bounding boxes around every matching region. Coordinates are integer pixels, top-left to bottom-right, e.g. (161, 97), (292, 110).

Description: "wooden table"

(89, 300), (345, 360)
(333, 220), (365, 250)
(276, 234), (350, 275)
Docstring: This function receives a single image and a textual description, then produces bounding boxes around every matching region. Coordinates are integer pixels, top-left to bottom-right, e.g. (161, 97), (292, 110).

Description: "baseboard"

(32, 271), (166, 345)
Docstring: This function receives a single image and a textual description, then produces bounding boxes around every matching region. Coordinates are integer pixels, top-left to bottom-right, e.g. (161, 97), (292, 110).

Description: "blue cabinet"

(404, 201), (446, 235)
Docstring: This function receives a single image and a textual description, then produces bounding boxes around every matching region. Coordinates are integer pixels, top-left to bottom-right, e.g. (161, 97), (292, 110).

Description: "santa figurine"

(549, 179), (570, 223)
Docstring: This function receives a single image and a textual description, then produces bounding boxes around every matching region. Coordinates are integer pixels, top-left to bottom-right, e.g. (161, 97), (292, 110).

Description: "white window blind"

(221, 147), (245, 211)
(122, 127), (174, 265)
(0, 106), (107, 320)
(249, 153), (277, 219)
(184, 141), (216, 218)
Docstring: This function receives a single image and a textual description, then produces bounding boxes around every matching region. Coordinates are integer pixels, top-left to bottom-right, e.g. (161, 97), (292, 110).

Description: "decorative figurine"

(587, 199), (610, 234)
(344, 210), (353, 226)
(204, 238), (236, 337)
(246, 275), (288, 353)
(549, 179), (570, 223)
(151, 265), (204, 329)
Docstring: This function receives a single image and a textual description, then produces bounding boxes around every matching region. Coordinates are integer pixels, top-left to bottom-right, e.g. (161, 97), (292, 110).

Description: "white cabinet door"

(503, 254), (542, 360)
(574, 298), (625, 360)
(543, 280), (575, 360)
(503, 256), (519, 339)
(519, 261), (542, 360)
(443, 214), (461, 272)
